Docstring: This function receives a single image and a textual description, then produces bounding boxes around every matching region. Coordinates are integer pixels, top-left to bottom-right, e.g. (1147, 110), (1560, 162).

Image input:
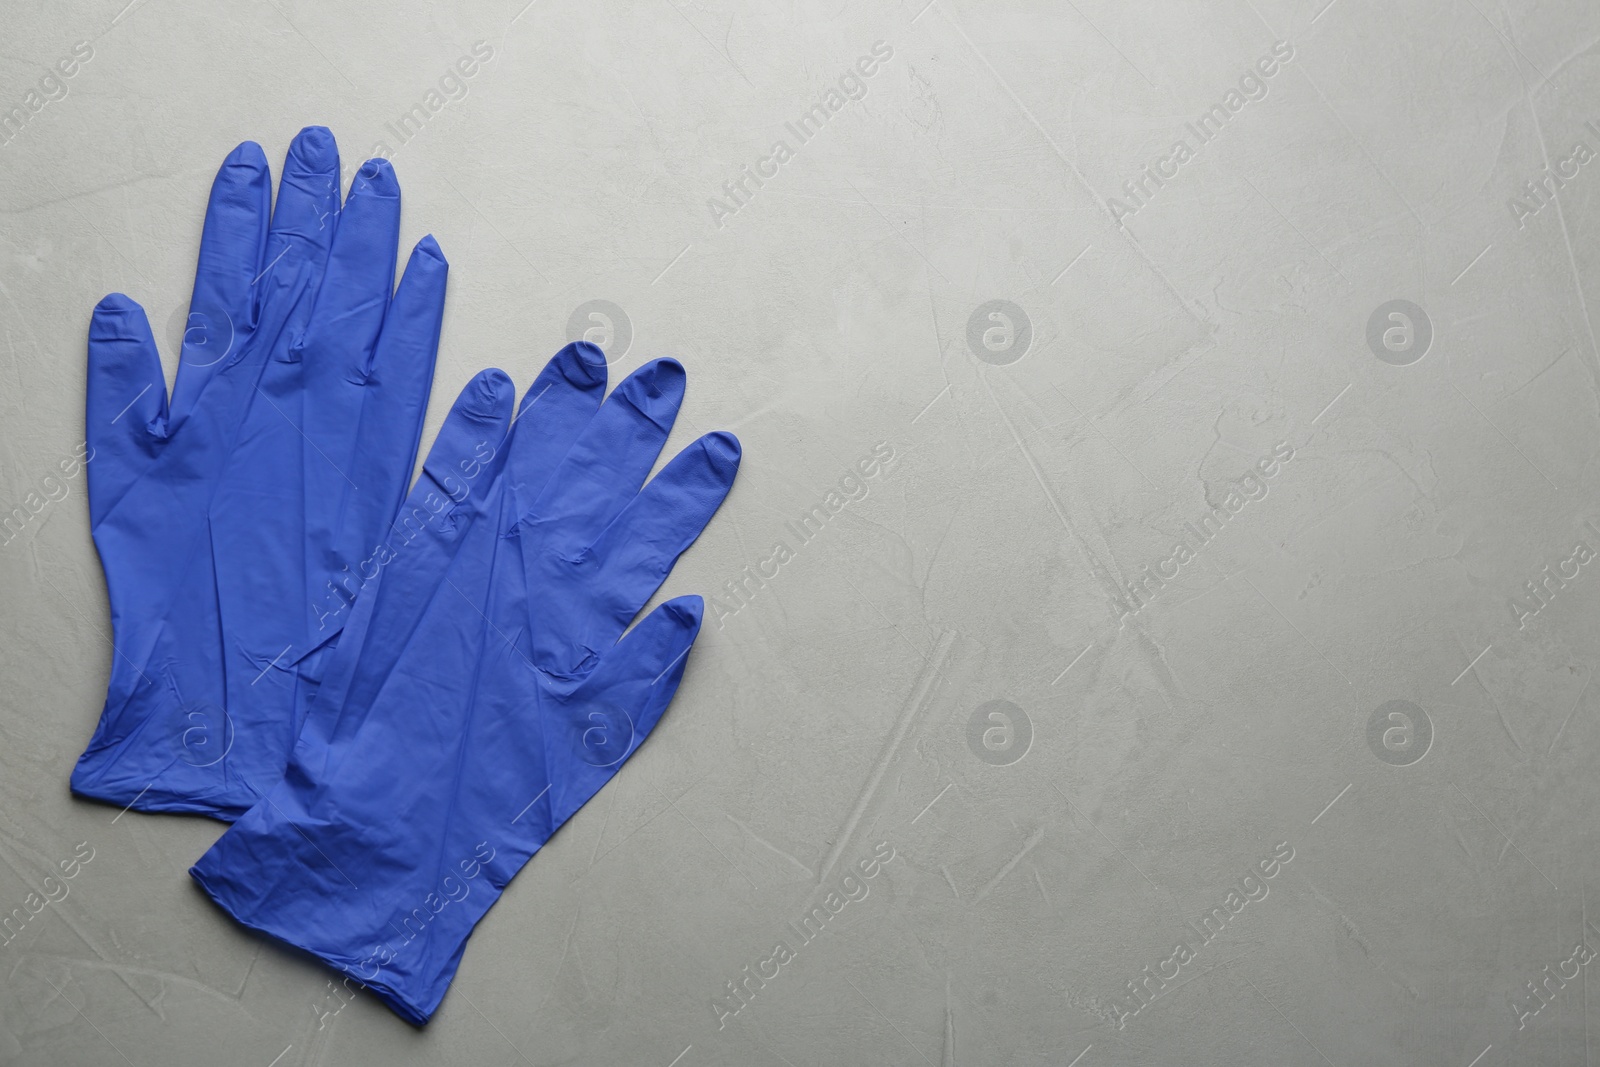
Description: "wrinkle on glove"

(192, 352), (739, 1023)
(72, 129), (449, 820)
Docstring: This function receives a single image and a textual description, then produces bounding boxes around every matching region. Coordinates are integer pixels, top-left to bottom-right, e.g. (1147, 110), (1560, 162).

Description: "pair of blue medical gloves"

(72, 127), (739, 1024)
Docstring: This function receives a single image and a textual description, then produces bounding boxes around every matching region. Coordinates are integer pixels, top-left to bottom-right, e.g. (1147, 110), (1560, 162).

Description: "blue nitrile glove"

(72, 128), (450, 820)
(190, 355), (741, 1024)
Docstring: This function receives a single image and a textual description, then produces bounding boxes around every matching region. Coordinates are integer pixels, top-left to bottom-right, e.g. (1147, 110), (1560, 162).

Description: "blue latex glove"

(191, 355), (740, 1023)
(73, 128), (450, 820)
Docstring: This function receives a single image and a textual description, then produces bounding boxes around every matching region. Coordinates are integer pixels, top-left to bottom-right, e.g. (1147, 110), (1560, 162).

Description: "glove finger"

(323, 234), (447, 560)
(361, 344), (608, 697)
(88, 263), (315, 610)
(315, 365), (514, 635)
(521, 358), (685, 559)
(542, 596), (704, 829)
(262, 126), (342, 297)
(85, 294), (169, 525)
(413, 367), (514, 522)
(504, 342), (609, 515)
(589, 594), (704, 741)
(299, 369), (515, 754)
(169, 141), (271, 423)
(531, 432), (738, 670)
(298, 158), (400, 376)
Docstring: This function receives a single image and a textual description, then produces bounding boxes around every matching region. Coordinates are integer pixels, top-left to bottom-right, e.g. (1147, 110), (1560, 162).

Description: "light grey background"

(2, 0), (1599, 1063)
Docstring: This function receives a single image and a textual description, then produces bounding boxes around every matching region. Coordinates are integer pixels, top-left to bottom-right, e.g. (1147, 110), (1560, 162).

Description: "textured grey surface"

(3, 0), (1600, 1063)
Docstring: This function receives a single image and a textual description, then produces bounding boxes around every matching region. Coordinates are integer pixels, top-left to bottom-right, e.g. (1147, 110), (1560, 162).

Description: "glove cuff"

(188, 801), (509, 1024)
